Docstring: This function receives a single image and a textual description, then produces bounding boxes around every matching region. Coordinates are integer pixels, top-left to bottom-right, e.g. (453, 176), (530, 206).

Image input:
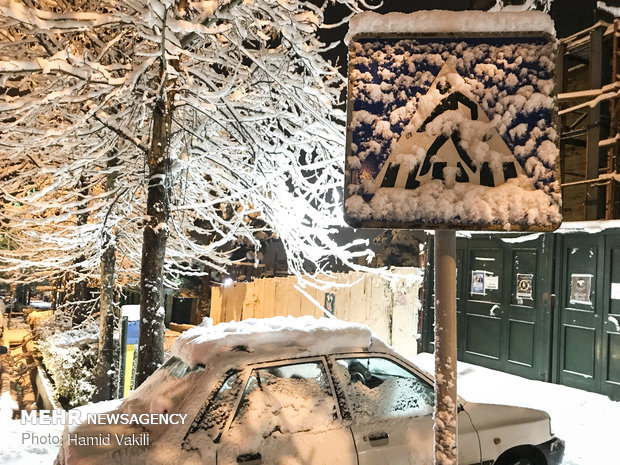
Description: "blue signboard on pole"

(345, 21), (561, 231)
(126, 320), (140, 345)
(120, 305), (140, 396)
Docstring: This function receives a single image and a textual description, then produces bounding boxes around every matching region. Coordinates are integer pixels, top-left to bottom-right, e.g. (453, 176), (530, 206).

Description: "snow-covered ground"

(0, 421), (63, 465)
(1, 353), (617, 465)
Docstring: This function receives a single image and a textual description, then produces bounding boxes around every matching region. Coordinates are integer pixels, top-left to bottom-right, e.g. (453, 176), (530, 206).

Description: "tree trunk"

(94, 157), (120, 401)
(71, 175), (91, 326)
(197, 272), (211, 319)
(50, 279), (58, 311)
(93, 230), (117, 400)
(135, 94), (172, 386)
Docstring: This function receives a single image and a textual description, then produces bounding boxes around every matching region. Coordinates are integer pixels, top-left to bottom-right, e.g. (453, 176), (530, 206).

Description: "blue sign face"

(126, 320), (140, 345)
(345, 34), (561, 231)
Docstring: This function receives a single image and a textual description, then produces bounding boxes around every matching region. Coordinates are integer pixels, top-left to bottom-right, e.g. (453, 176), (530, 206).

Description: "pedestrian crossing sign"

(344, 30), (561, 231)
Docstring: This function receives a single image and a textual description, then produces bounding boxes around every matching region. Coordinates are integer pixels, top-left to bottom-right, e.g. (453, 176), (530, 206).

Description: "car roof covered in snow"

(171, 315), (389, 367)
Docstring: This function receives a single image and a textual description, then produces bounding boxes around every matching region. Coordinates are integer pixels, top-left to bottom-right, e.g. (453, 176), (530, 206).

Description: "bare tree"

(0, 0), (383, 386)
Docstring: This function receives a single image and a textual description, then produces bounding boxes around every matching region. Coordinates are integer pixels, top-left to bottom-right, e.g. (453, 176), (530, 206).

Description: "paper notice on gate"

(612, 283), (620, 300)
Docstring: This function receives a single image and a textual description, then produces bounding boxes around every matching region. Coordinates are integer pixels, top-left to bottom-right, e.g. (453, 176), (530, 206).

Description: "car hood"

(462, 401), (554, 458)
(463, 401), (551, 430)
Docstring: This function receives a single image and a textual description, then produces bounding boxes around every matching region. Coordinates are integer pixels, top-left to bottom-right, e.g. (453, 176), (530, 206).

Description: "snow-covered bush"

(26, 310), (54, 329)
(37, 320), (99, 408)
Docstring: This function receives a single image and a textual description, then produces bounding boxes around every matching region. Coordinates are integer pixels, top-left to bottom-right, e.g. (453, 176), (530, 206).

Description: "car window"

(184, 369), (243, 443)
(334, 357), (434, 422)
(230, 361), (338, 437)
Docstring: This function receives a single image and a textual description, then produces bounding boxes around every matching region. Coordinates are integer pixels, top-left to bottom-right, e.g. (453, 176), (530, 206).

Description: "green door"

(602, 235), (620, 400)
(461, 243), (504, 370)
(555, 231), (620, 400)
(556, 234), (603, 393)
(460, 235), (553, 380)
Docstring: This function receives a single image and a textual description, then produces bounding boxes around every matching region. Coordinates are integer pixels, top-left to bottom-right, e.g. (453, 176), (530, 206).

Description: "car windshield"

(230, 361), (338, 437)
(120, 356), (207, 429)
(160, 355), (205, 378)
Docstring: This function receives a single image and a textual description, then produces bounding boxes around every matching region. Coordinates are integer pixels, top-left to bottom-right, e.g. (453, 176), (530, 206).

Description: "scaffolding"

(558, 19), (620, 220)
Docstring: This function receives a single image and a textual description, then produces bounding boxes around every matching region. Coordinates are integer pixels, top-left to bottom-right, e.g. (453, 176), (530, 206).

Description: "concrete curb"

(35, 362), (62, 410)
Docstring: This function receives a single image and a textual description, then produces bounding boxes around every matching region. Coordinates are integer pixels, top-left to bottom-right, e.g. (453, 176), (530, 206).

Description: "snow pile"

(345, 11), (561, 231)
(346, 10), (555, 42)
(556, 219), (620, 234)
(597, 1), (620, 16)
(172, 316), (380, 367)
(0, 420), (64, 465)
(232, 373), (337, 437)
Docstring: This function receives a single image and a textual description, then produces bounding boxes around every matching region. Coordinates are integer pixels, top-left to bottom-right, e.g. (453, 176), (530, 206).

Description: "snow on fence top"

(172, 316), (382, 366)
(344, 10), (561, 232)
(346, 10), (556, 42)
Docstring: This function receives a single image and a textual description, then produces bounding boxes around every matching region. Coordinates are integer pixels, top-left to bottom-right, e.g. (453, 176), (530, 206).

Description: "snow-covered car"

(55, 316), (564, 465)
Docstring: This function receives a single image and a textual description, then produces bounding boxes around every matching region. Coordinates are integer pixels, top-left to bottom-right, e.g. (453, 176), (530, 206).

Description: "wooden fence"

(210, 269), (422, 359)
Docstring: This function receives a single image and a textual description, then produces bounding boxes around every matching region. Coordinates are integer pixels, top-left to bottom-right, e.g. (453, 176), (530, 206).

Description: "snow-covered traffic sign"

(344, 11), (562, 231)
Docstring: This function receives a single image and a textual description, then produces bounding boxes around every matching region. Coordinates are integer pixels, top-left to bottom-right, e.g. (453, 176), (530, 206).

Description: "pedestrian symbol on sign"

(374, 59), (526, 192)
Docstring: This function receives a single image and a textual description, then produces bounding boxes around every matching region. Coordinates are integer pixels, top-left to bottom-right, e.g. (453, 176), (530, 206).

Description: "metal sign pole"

(434, 229), (458, 465)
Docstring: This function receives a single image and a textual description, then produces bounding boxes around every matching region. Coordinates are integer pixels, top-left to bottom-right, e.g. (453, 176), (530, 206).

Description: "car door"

(216, 358), (358, 465)
(330, 354), (480, 465)
(181, 369), (245, 464)
(330, 355), (435, 464)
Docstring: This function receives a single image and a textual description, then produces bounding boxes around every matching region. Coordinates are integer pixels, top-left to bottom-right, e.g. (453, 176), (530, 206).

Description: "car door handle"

(365, 432), (389, 446)
(237, 453), (262, 465)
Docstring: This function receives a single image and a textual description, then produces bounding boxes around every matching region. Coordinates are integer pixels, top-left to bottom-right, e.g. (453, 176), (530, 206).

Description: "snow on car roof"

(346, 10), (555, 43)
(172, 315), (385, 367)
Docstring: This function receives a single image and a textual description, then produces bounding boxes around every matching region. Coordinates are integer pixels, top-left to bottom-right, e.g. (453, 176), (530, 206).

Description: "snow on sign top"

(172, 315), (383, 366)
(344, 10), (562, 232)
(346, 10), (556, 41)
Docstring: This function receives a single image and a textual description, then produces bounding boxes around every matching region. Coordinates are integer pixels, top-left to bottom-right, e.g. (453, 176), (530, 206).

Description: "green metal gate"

(424, 233), (555, 382)
(554, 230), (620, 400)
(423, 228), (620, 400)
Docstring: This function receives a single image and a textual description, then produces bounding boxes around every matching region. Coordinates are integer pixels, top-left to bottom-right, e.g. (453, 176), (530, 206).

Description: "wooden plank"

(333, 272), (358, 322)
(263, 278), (277, 319)
(391, 280), (419, 360)
(226, 283), (246, 322)
(288, 277), (303, 317)
(299, 283), (319, 317)
(345, 273), (367, 325)
(368, 275), (391, 343)
(312, 285), (328, 318)
(252, 279), (266, 319)
(273, 277), (298, 317)
(241, 281), (257, 320)
(210, 287), (222, 325)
